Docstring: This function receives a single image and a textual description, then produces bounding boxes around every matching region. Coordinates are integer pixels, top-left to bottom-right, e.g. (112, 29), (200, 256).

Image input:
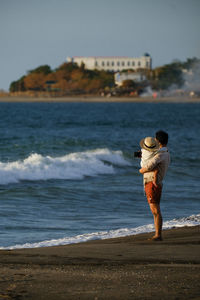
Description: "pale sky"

(0, 0), (200, 90)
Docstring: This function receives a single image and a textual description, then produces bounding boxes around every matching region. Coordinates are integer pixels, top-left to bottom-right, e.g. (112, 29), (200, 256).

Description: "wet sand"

(0, 226), (200, 299)
(0, 95), (200, 103)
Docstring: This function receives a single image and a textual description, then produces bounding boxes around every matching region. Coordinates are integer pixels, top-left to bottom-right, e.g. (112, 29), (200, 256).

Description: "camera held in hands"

(134, 151), (142, 158)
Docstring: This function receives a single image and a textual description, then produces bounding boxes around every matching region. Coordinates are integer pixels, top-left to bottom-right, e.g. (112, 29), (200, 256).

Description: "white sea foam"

(0, 148), (131, 185)
(1, 214), (199, 250)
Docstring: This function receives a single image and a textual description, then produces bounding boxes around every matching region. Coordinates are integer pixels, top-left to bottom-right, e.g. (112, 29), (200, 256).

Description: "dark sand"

(0, 226), (200, 299)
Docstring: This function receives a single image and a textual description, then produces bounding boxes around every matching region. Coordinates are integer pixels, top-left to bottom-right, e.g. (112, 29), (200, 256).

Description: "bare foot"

(148, 236), (163, 241)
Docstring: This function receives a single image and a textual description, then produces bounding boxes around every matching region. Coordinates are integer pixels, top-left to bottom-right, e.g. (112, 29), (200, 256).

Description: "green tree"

(151, 63), (184, 90)
(9, 76), (26, 92)
(182, 57), (200, 70)
(28, 65), (52, 75)
(56, 62), (79, 73)
(122, 80), (137, 89)
(98, 70), (115, 88)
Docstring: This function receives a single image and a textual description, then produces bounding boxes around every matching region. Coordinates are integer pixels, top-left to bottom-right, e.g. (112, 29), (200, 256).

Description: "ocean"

(0, 101), (199, 249)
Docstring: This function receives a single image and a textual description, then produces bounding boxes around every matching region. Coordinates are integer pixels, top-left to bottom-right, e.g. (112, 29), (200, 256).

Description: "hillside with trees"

(9, 57), (200, 97)
(9, 62), (114, 96)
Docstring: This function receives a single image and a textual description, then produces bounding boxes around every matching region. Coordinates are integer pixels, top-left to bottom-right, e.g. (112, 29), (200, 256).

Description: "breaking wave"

(0, 148), (131, 185)
(1, 214), (199, 250)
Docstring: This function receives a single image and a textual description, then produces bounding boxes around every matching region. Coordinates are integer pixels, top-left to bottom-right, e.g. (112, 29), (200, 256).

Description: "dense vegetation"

(149, 57), (199, 90)
(9, 63), (114, 95)
(9, 57), (199, 96)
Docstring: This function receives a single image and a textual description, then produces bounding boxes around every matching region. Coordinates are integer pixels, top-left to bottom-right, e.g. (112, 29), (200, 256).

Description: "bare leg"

(149, 203), (163, 238)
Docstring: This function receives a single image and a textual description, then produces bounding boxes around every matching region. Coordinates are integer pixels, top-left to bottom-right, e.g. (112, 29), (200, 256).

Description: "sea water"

(0, 101), (199, 249)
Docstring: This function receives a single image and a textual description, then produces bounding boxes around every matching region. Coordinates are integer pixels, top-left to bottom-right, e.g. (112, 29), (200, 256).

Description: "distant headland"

(1, 56), (200, 100)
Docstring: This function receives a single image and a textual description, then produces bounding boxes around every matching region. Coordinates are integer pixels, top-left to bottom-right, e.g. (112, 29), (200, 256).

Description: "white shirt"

(140, 149), (158, 168)
(143, 147), (170, 186)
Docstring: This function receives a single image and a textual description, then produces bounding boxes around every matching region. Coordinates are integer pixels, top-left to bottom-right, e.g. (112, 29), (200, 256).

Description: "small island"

(1, 57), (199, 101)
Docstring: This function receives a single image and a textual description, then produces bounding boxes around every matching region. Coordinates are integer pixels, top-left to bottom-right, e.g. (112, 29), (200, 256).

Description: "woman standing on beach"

(139, 130), (170, 241)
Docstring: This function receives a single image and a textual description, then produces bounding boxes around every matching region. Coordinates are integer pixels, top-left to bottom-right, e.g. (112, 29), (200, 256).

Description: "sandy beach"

(0, 225), (199, 299)
(0, 95), (200, 103)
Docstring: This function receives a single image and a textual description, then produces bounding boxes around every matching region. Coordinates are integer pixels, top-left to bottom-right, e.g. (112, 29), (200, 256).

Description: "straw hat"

(140, 137), (159, 152)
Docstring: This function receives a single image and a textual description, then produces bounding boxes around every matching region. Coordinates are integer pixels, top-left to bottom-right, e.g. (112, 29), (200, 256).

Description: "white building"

(66, 54), (152, 72)
(115, 72), (147, 86)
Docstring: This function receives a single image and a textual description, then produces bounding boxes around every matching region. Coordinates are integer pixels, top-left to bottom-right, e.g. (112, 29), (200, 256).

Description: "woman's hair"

(156, 130), (168, 145)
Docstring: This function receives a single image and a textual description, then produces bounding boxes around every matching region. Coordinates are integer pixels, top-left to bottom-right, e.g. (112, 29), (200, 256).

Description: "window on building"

(146, 62), (149, 68)
(122, 61), (125, 66)
(107, 61), (110, 66)
(112, 61), (114, 66)
(127, 61), (130, 66)
(132, 61), (135, 66)
(102, 61), (105, 66)
(117, 61), (120, 66)
(95, 61), (98, 67)
(138, 61), (141, 67)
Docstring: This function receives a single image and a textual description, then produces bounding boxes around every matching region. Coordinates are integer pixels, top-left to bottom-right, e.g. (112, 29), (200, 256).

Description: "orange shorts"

(145, 182), (162, 204)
